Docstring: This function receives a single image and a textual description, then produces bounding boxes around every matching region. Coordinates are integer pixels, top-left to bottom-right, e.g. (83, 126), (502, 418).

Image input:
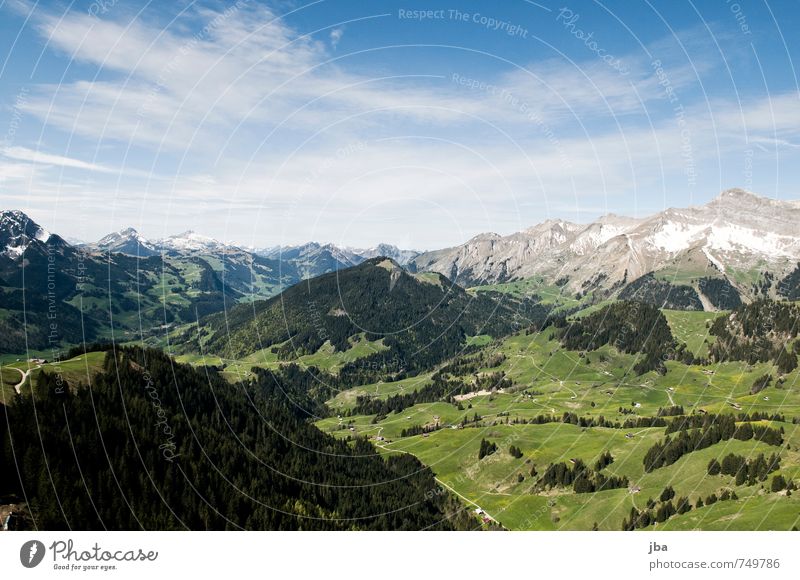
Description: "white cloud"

(330, 27), (344, 49)
(3, 145), (114, 173)
(23, 4), (475, 150)
(0, 161), (39, 183)
(20, 3), (709, 152)
(715, 91), (800, 137)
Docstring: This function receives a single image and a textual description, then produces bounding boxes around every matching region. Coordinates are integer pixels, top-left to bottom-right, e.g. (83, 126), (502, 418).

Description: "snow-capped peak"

(88, 227), (161, 256)
(158, 230), (234, 253)
(350, 243), (419, 265)
(97, 227), (146, 245)
(0, 209), (52, 258)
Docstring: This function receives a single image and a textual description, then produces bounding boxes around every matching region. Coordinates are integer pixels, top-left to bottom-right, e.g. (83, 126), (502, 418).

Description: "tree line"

(644, 416), (783, 472)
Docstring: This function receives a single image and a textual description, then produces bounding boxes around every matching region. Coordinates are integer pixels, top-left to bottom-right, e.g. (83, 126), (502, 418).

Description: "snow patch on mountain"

(0, 209), (52, 258)
(158, 231), (232, 253)
(701, 246), (725, 272)
(648, 221), (708, 253)
(409, 189), (800, 293)
(706, 225), (797, 258)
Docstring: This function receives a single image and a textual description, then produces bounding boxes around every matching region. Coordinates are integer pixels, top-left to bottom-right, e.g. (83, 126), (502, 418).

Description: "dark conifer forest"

(0, 347), (474, 530)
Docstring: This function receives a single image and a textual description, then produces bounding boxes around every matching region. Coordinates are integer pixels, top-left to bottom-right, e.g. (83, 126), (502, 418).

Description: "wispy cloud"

(19, 3), (712, 151)
(0, 160), (39, 183)
(330, 27), (344, 49)
(3, 145), (114, 173)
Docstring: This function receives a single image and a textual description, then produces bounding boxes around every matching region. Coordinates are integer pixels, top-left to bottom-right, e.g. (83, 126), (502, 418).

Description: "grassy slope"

(0, 366), (20, 404)
(469, 276), (591, 313)
(173, 333), (389, 383)
(0, 351), (107, 398)
(319, 323), (800, 530)
(662, 309), (725, 358)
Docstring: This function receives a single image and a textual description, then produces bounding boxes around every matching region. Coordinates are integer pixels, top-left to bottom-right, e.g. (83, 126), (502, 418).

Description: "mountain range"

(32, 188), (800, 305)
(86, 228), (418, 274)
(2, 189), (800, 352)
(411, 189), (800, 303)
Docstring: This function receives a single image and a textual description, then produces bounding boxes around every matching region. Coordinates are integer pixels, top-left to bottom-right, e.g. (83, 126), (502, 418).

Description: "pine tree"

(734, 422), (754, 441)
(478, 439), (497, 460)
(676, 496), (691, 514)
(776, 348), (798, 374)
(771, 474), (787, 492)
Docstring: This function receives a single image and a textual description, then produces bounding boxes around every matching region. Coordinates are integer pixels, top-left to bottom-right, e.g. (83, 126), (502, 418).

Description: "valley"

(314, 322), (800, 530)
(2, 189), (800, 531)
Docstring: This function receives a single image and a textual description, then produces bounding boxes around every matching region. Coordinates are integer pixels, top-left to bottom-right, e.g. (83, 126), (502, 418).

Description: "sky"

(0, 0), (799, 250)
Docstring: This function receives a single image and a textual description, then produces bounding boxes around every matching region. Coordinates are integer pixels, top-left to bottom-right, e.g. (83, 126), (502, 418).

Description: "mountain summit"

(90, 227), (160, 257)
(0, 210), (55, 258)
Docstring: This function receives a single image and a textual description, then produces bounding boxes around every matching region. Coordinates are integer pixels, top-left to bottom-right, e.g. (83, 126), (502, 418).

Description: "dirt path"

(433, 477), (501, 524)
(13, 368), (29, 395)
(12, 364), (39, 395)
(376, 440), (501, 525)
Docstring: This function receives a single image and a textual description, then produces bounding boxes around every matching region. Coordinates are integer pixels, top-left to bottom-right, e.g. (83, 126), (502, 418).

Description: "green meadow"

(0, 351), (107, 397)
(316, 317), (800, 531)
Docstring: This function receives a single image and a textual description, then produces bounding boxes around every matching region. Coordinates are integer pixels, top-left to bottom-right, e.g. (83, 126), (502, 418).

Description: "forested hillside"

(0, 347), (474, 530)
(559, 301), (687, 373)
(709, 299), (800, 372)
(190, 258), (545, 384)
(618, 273), (703, 311)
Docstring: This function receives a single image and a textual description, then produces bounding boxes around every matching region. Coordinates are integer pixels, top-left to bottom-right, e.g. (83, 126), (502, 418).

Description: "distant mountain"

(0, 212), (426, 353)
(88, 228), (244, 256)
(259, 242), (363, 278)
(90, 229), (419, 286)
(410, 189), (800, 308)
(88, 227), (161, 257)
(0, 209), (59, 258)
(351, 243), (419, 265)
(85, 228), (298, 299)
(0, 210), (90, 350)
(0, 211), (282, 352)
(158, 230), (230, 253)
(258, 242), (419, 276)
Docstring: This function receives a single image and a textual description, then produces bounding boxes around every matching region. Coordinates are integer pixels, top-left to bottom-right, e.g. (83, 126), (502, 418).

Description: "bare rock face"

(409, 189), (800, 298)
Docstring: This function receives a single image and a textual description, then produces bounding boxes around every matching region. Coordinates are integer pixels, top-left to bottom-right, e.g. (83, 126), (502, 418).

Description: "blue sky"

(1, 0), (799, 249)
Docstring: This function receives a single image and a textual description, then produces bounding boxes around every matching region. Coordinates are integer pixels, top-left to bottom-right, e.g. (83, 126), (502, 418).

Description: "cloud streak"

(3, 145), (114, 173)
